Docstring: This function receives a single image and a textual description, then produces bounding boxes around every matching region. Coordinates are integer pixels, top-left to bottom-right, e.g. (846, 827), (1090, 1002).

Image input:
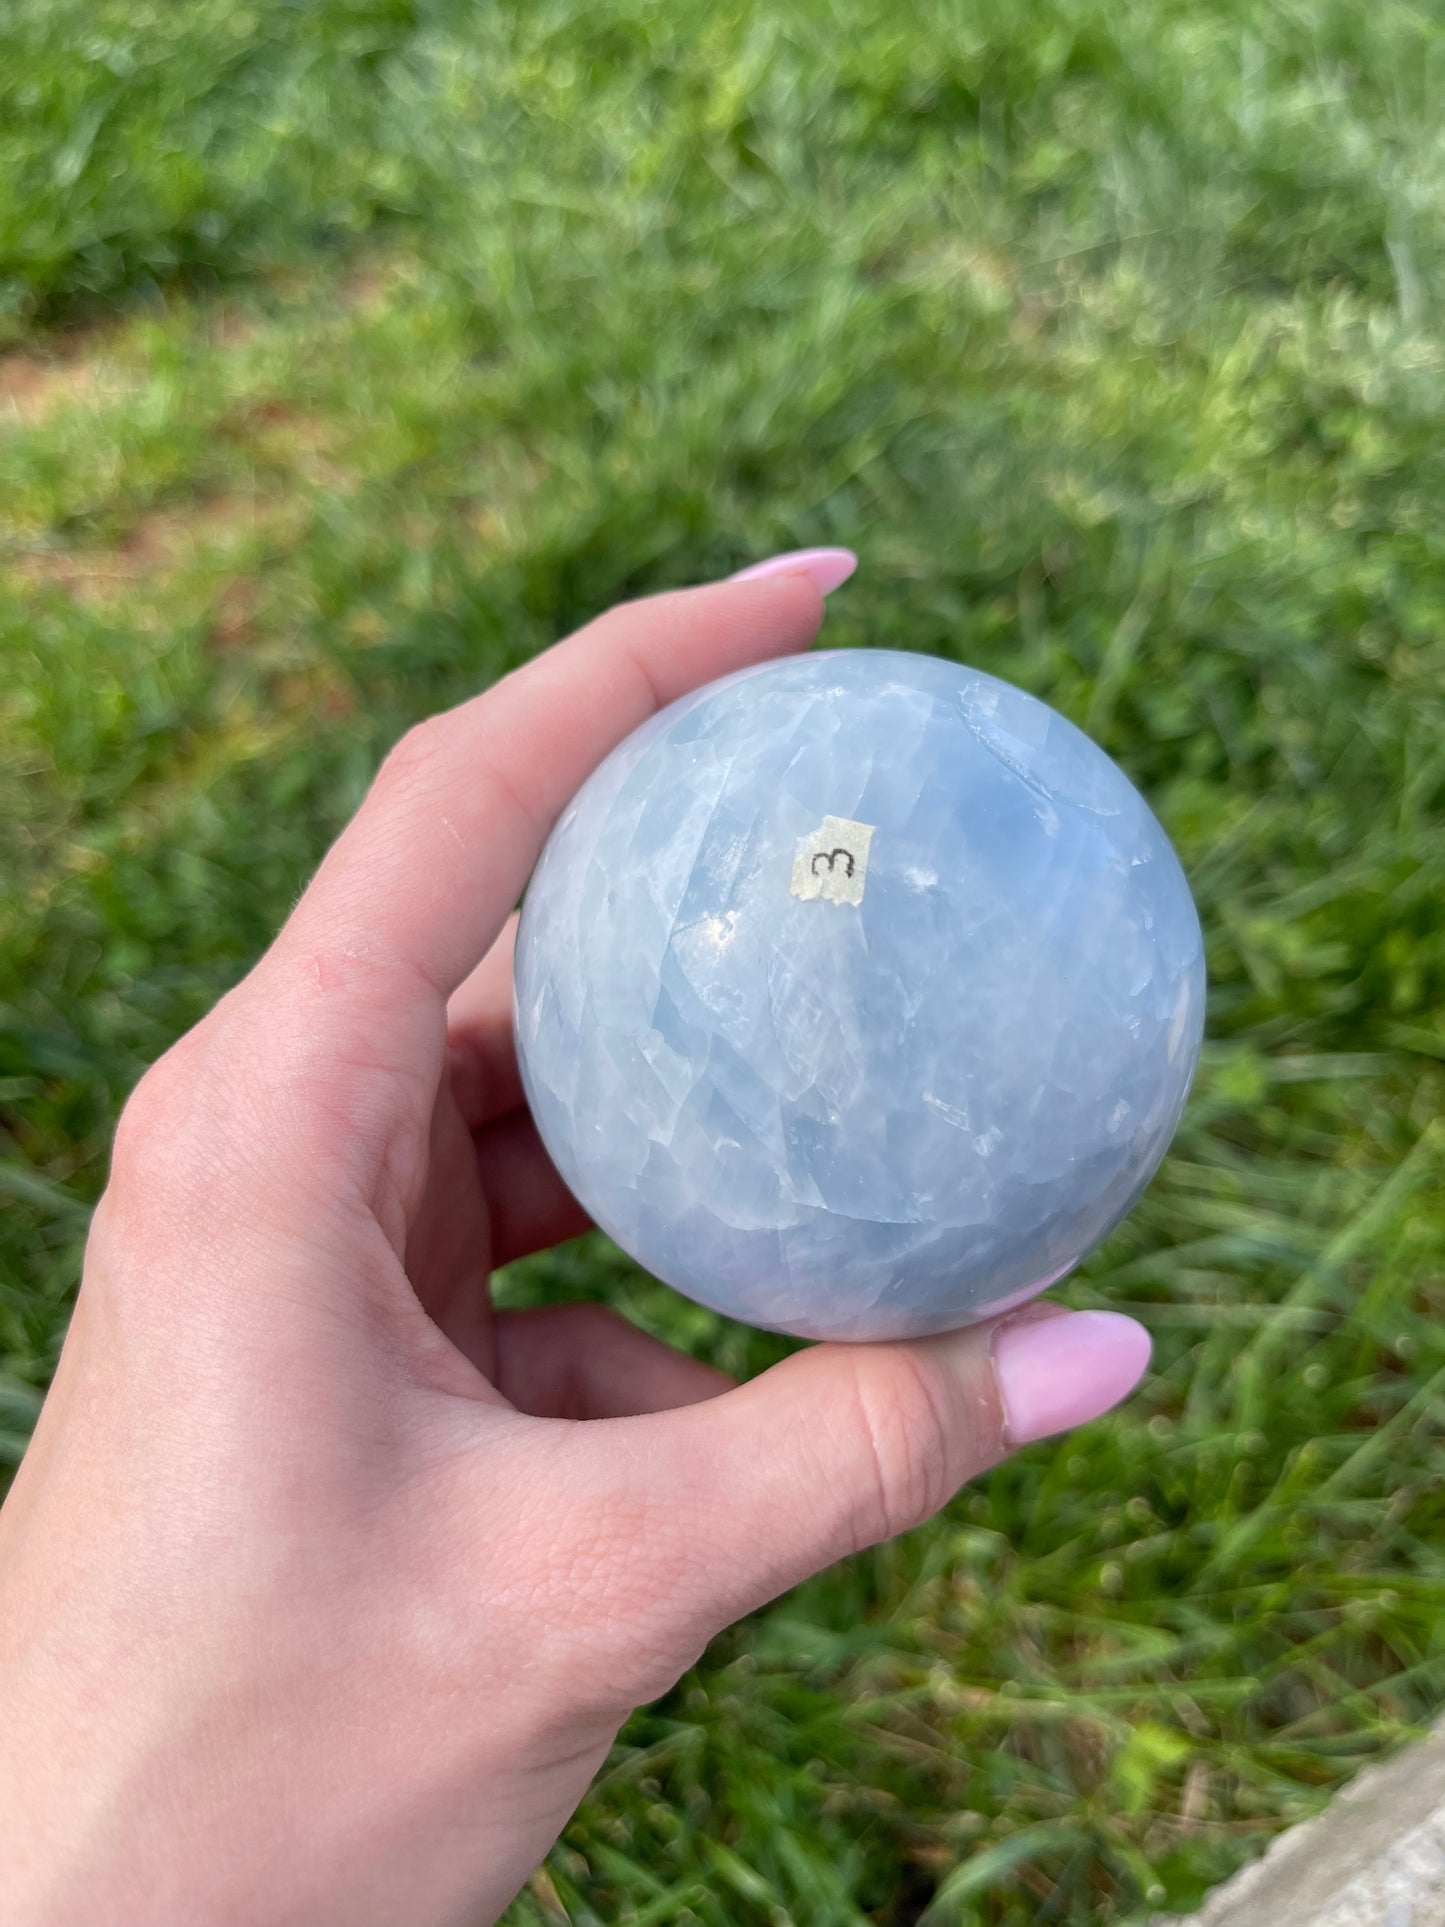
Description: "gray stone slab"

(1161, 1722), (1445, 1927)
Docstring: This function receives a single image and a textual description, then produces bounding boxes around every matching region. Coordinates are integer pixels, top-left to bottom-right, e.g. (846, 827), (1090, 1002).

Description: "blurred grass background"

(2, 1), (1444, 1920)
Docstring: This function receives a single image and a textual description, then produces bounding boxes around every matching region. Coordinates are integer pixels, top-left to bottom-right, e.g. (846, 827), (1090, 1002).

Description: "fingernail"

(991, 1309), (1151, 1445)
(729, 547), (858, 594)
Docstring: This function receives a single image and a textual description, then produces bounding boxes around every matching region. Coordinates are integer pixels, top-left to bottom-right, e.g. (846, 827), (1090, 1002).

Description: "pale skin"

(0, 560), (1152, 1926)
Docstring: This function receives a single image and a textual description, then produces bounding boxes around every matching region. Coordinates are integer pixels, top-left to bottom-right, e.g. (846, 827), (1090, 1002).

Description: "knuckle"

(110, 1038), (204, 1178)
(109, 960), (430, 1245)
(843, 1349), (961, 1548)
(373, 713), (453, 807)
(110, 1010), (320, 1208)
(586, 595), (646, 640)
(102, 1032), (248, 1259)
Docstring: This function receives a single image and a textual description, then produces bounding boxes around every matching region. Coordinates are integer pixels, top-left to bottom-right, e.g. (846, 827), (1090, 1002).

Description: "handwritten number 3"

(810, 847), (856, 878)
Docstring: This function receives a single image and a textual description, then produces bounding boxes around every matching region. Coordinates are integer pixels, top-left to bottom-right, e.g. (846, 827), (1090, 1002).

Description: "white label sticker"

(790, 814), (876, 906)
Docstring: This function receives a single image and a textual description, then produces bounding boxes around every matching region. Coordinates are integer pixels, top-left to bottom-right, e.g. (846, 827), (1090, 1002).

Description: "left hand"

(0, 560), (1151, 1927)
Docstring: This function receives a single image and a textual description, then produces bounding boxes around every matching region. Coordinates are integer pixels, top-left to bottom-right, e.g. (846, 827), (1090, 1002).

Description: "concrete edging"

(1158, 1720), (1445, 1927)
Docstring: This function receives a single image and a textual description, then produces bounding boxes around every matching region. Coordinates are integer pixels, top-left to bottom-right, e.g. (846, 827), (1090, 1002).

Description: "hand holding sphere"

(0, 557), (1173, 1927)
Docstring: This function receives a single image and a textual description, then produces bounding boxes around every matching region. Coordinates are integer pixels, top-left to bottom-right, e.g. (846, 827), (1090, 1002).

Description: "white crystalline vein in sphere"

(513, 649), (1206, 1341)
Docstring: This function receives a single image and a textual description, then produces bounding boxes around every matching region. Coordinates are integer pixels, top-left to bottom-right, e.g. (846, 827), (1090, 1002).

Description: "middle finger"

(446, 913), (524, 1130)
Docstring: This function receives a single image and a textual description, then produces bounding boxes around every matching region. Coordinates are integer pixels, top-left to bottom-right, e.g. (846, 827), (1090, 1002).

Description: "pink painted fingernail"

(991, 1308), (1152, 1445)
(729, 547), (858, 594)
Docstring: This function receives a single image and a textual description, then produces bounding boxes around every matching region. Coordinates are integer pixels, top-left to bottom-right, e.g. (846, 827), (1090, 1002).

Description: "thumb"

(637, 1303), (1151, 1633)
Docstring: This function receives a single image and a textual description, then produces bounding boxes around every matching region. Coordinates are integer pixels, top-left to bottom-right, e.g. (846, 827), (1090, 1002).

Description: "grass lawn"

(3, 1), (1444, 1919)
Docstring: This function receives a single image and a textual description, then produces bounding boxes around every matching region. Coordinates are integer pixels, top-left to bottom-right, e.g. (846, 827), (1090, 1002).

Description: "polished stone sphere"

(513, 650), (1205, 1341)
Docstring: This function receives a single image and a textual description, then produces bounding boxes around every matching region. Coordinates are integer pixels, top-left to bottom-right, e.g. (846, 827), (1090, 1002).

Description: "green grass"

(3, 1), (1445, 1919)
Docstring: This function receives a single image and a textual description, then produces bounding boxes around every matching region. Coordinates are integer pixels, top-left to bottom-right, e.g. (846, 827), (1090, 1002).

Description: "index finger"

(231, 566), (847, 1222)
(281, 568), (833, 1004)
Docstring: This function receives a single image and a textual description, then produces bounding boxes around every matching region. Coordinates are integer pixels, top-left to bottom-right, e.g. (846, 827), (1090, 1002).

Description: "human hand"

(0, 553), (1152, 1927)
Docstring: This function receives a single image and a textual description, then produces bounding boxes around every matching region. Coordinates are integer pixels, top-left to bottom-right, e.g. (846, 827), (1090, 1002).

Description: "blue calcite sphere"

(514, 650), (1205, 1341)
